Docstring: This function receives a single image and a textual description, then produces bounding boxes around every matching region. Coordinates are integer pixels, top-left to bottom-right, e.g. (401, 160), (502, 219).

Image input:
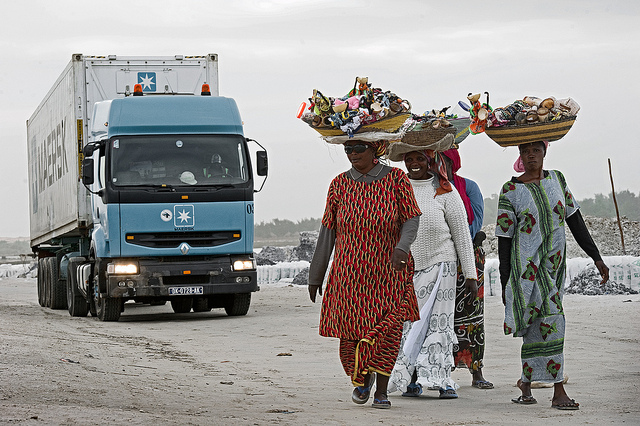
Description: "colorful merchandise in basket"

(468, 92), (580, 146)
(297, 77), (411, 140)
(413, 104), (472, 146)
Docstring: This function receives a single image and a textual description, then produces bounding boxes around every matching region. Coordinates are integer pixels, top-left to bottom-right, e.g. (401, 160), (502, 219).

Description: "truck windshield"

(109, 135), (249, 187)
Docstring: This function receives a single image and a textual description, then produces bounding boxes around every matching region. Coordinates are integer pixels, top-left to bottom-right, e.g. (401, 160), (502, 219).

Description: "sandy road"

(1, 277), (639, 425)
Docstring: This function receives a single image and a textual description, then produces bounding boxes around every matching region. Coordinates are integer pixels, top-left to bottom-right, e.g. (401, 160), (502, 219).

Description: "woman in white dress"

(387, 148), (478, 399)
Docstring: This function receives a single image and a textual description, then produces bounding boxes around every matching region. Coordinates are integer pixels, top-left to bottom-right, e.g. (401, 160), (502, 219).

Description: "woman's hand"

(392, 248), (409, 271)
(308, 284), (322, 303)
(595, 260), (610, 284)
(464, 279), (478, 303)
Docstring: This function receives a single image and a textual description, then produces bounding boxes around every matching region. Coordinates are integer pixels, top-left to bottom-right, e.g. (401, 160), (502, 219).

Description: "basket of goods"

(386, 107), (460, 161)
(470, 92), (579, 147)
(297, 77), (412, 142)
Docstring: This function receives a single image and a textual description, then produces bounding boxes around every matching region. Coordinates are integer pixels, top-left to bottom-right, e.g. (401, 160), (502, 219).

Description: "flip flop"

(402, 383), (423, 397)
(512, 395), (537, 404)
(472, 380), (494, 389)
(351, 373), (376, 404)
(439, 386), (458, 399)
(371, 396), (391, 409)
(552, 399), (579, 410)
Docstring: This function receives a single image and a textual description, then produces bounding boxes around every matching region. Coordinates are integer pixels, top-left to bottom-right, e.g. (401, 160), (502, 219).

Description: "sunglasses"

(344, 144), (370, 154)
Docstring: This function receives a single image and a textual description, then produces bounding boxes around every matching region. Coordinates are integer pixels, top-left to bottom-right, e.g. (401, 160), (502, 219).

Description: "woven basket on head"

(312, 112), (411, 137)
(386, 132), (455, 162)
(401, 122), (456, 145)
(450, 117), (471, 145)
(484, 116), (576, 147)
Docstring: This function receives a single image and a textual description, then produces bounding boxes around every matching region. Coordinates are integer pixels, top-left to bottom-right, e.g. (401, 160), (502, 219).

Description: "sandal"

(439, 386), (458, 399)
(552, 398), (579, 410)
(402, 383), (423, 397)
(472, 380), (494, 389)
(371, 395), (391, 409)
(512, 395), (537, 404)
(351, 373), (375, 404)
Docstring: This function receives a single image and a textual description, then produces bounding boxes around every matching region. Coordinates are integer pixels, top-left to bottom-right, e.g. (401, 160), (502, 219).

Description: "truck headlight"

(232, 259), (255, 271)
(107, 262), (139, 275)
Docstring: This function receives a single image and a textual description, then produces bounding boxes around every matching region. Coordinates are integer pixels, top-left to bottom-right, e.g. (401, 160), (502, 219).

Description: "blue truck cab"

(78, 89), (268, 320)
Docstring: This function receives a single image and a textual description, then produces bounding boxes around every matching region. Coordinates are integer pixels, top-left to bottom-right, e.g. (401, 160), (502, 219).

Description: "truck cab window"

(110, 135), (248, 187)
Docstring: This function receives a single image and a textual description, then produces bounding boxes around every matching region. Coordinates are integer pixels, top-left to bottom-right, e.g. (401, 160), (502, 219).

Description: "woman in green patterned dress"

(496, 141), (609, 410)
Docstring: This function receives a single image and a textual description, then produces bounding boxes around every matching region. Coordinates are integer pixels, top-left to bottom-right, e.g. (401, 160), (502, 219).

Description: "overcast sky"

(2, 0), (639, 239)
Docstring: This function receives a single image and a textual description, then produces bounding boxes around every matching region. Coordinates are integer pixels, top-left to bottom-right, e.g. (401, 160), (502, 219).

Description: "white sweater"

(410, 177), (477, 279)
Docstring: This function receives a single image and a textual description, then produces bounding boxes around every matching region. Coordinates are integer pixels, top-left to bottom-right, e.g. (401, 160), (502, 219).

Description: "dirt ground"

(1, 278), (639, 425)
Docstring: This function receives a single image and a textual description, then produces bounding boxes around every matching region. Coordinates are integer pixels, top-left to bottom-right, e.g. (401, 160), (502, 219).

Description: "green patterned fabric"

(495, 170), (578, 382)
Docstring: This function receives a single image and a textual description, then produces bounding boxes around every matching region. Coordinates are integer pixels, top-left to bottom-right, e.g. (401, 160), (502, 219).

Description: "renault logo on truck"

(179, 243), (190, 255)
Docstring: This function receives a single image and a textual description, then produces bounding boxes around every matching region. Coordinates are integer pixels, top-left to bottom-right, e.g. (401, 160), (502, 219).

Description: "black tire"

(37, 258), (45, 307)
(92, 258), (121, 322)
(224, 293), (251, 316)
(49, 257), (66, 310)
(192, 297), (211, 312)
(96, 293), (122, 321)
(170, 298), (193, 313)
(43, 257), (52, 308)
(67, 258), (88, 317)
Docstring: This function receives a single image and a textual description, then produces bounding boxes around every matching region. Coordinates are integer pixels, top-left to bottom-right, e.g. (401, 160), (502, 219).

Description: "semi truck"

(27, 54), (268, 321)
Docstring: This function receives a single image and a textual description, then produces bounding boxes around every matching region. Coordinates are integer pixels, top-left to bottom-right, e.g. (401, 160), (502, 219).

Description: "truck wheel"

(67, 258), (88, 317)
(37, 258), (45, 307)
(95, 293), (122, 322)
(43, 257), (52, 308)
(224, 293), (251, 316)
(192, 297), (211, 312)
(170, 298), (193, 313)
(49, 257), (67, 310)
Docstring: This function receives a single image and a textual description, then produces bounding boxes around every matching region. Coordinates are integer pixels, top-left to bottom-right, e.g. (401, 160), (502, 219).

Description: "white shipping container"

(27, 54), (219, 247)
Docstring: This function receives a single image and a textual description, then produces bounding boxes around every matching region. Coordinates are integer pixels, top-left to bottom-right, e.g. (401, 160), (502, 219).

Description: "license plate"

(168, 286), (203, 295)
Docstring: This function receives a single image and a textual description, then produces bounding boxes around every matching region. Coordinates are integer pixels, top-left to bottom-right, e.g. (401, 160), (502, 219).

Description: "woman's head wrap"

(404, 149), (452, 196)
(513, 141), (549, 172)
(441, 148), (474, 225)
(368, 140), (389, 158)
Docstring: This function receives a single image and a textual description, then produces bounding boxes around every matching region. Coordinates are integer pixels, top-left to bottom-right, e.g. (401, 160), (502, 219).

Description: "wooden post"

(608, 158), (626, 255)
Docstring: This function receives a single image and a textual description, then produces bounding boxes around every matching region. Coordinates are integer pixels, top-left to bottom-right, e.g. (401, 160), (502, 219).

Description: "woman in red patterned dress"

(308, 139), (422, 409)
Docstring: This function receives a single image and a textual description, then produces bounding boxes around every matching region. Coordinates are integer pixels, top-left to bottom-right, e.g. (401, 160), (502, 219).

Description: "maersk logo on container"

(137, 72), (156, 92)
(174, 205), (194, 228)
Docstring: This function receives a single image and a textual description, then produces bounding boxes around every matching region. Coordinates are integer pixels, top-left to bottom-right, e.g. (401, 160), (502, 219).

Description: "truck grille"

(125, 231), (241, 248)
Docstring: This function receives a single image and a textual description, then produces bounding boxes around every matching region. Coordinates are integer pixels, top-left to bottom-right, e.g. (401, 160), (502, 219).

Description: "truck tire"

(224, 293), (251, 316)
(67, 258), (88, 317)
(96, 294), (122, 321)
(37, 258), (45, 307)
(192, 297), (211, 312)
(43, 257), (52, 308)
(49, 257), (67, 310)
(170, 298), (193, 313)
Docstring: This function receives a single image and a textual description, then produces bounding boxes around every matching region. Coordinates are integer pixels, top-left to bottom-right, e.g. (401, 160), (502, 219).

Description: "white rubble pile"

(566, 263), (638, 295)
(0, 262), (37, 279)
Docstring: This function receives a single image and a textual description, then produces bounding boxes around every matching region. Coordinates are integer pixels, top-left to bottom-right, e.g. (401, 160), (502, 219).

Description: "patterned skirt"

(453, 245), (486, 372)
(388, 262), (459, 393)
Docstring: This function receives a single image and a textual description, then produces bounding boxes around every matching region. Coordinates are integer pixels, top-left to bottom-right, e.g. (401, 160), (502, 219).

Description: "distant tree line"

(0, 240), (31, 257)
(482, 190), (639, 226)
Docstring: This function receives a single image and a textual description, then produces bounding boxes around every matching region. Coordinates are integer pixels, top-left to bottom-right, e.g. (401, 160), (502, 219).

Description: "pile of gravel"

(255, 231), (318, 266)
(481, 215), (640, 258)
(566, 264), (638, 295)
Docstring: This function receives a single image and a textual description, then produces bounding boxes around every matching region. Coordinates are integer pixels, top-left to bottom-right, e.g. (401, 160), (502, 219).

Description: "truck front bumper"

(105, 256), (258, 298)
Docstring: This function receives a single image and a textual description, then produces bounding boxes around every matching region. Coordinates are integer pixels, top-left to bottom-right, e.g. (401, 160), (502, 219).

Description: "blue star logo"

(173, 205), (194, 227)
(138, 72), (156, 92)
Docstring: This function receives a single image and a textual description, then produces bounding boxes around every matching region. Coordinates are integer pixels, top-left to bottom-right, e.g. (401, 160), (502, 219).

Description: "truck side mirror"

(256, 151), (268, 176)
(82, 158), (94, 185)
